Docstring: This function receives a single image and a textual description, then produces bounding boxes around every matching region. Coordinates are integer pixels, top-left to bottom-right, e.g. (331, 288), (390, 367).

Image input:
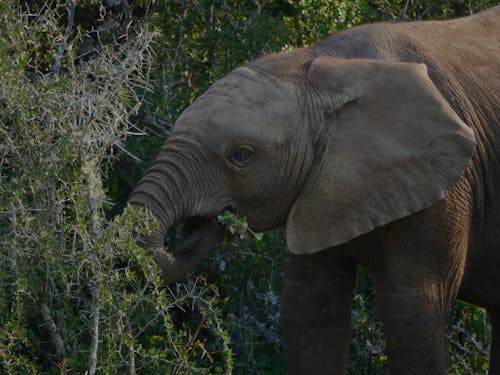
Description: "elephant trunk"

(128, 147), (224, 284)
(152, 217), (224, 284)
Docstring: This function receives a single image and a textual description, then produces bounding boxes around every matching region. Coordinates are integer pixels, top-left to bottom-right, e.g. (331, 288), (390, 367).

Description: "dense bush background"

(0, 0), (496, 373)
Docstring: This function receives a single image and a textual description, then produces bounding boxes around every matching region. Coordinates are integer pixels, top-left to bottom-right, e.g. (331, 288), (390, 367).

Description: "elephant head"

(129, 55), (475, 284)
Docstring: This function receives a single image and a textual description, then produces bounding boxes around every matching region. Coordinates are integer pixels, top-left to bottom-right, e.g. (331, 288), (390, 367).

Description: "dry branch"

(52, 0), (76, 76)
(39, 300), (67, 359)
(88, 284), (100, 375)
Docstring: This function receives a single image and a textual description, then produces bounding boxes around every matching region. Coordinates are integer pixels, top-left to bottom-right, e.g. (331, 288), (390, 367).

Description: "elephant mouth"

(167, 216), (225, 260)
(182, 216), (214, 238)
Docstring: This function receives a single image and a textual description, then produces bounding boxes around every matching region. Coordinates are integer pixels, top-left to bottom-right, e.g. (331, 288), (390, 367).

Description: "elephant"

(129, 7), (500, 374)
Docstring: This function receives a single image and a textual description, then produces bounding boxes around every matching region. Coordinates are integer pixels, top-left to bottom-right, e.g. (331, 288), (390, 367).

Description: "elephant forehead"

(176, 93), (261, 128)
(208, 103), (261, 129)
(175, 72), (298, 140)
(175, 96), (289, 143)
(220, 68), (291, 99)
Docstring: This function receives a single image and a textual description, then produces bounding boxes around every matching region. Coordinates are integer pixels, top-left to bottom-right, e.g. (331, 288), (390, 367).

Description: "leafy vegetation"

(0, 3), (232, 373)
(0, 0), (495, 373)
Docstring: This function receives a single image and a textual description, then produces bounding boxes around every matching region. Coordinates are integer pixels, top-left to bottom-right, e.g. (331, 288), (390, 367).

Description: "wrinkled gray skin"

(129, 7), (500, 374)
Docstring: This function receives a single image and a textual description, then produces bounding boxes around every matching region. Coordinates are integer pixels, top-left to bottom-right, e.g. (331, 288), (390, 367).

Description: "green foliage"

(202, 229), (287, 374)
(448, 301), (491, 374)
(217, 211), (264, 242)
(282, 0), (370, 45)
(367, 0), (499, 20)
(0, 3), (232, 373)
(347, 269), (387, 374)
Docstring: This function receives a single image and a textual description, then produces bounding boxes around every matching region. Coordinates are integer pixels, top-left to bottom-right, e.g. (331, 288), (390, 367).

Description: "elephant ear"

(286, 57), (475, 254)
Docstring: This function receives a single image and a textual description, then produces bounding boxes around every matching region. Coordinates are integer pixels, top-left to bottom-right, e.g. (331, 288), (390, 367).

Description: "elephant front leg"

(375, 283), (450, 375)
(374, 244), (466, 374)
(372, 194), (471, 375)
(282, 250), (356, 375)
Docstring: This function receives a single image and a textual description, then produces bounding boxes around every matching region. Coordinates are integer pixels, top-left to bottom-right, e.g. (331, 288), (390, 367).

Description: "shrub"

(0, 3), (232, 373)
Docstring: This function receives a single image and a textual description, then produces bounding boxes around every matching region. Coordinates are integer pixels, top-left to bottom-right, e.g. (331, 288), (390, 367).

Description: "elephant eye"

(227, 147), (254, 165)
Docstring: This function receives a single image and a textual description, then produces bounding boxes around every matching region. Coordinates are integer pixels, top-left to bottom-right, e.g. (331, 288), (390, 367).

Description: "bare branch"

(88, 284), (100, 375)
(129, 343), (136, 375)
(126, 319), (137, 375)
(401, 0), (410, 17)
(52, 0), (76, 76)
(114, 141), (146, 167)
(39, 300), (67, 359)
(393, 0), (411, 22)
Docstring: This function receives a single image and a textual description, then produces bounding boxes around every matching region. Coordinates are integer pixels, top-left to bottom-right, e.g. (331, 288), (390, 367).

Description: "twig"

(221, 2), (239, 31)
(129, 347), (136, 375)
(52, 0), (76, 76)
(172, 313), (207, 375)
(126, 319), (136, 375)
(88, 283), (100, 375)
(393, 0), (411, 22)
(39, 300), (67, 358)
(113, 141), (146, 166)
(166, 0), (186, 95)
(401, 0), (410, 17)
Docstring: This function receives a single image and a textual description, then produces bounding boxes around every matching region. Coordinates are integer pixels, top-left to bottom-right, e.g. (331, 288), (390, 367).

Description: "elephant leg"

(490, 311), (500, 375)
(373, 217), (468, 374)
(376, 283), (450, 374)
(370, 188), (473, 374)
(282, 250), (356, 375)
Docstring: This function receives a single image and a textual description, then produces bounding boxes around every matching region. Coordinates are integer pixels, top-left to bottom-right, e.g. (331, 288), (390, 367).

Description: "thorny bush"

(0, 3), (232, 374)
